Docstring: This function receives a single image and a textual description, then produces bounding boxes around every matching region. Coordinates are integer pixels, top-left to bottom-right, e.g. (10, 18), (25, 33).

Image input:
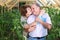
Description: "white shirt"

(27, 13), (52, 37)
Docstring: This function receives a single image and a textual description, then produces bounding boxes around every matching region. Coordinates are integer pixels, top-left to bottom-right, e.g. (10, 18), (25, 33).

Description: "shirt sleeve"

(21, 16), (27, 27)
(27, 15), (35, 24)
(46, 13), (52, 24)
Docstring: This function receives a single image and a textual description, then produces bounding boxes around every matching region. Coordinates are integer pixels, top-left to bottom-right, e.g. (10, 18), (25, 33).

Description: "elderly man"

(27, 3), (52, 40)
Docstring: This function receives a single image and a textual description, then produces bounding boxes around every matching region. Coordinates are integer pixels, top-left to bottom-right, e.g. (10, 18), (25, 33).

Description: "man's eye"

(32, 8), (34, 9)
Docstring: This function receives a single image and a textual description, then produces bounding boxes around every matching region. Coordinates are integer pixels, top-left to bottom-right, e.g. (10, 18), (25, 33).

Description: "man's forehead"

(31, 4), (36, 7)
(31, 4), (37, 8)
(32, 4), (40, 7)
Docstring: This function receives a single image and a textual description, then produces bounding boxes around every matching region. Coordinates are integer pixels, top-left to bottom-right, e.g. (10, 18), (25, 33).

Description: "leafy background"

(0, 5), (60, 40)
(44, 7), (60, 40)
(0, 6), (24, 40)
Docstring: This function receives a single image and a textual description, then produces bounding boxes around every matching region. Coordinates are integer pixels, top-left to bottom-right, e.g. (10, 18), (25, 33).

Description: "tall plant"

(43, 7), (60, 40)
(0, 6), (24, 40)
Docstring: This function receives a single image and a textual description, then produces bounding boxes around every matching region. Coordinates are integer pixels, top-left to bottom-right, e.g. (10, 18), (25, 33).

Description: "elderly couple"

(20, 3), (52, 40)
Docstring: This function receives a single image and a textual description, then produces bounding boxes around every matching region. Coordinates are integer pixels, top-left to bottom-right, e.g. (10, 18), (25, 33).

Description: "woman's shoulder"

(21, 16), (27, 22)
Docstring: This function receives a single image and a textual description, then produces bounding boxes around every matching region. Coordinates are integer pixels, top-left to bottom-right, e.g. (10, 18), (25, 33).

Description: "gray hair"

(32, 2), (41, 8)
(35, 3), (40, 7)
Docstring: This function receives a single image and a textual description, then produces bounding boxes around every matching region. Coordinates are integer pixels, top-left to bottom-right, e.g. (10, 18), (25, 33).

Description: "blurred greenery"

(0, 6), (24, 40)
(0, 5), (60, 40)
(43, 7), (60, 40)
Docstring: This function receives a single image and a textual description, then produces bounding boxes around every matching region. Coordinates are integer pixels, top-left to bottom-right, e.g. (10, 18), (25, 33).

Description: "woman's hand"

(24, 24), (29, 32)
(30, 22), (36, 27)
(28, 26), (36, 32)
(24, 24), (29, 29)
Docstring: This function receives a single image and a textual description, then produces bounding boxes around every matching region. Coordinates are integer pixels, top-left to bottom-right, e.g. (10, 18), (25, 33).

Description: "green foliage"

(0, 5), (60, 40)
(0, 6), (24, 40)
(44, 7), (60, 40)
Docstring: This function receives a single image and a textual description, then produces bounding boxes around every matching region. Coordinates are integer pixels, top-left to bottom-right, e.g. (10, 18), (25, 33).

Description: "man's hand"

(36, 17), (51, 30)
(36, 17), (42, 23)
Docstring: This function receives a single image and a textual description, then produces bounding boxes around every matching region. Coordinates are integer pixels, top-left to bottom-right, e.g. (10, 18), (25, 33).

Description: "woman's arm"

(24, 24), (30, 32)
(27, 21), (36, 32)
(24, 21), (36, 32)
(29, 21), (36, 27)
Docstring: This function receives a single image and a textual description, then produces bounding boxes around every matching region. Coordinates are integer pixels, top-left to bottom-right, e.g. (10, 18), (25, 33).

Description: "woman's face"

(26, 7), (32, 17)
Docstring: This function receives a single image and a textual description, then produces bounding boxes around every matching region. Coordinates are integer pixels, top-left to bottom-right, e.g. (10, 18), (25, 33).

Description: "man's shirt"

(27, 13), (52, 37)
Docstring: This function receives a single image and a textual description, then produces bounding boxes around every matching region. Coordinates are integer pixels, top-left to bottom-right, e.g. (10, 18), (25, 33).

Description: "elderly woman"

(20, 5), (36, 33)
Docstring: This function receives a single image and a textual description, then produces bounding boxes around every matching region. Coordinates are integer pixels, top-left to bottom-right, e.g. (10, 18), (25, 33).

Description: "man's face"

(31, 4), (40, 16)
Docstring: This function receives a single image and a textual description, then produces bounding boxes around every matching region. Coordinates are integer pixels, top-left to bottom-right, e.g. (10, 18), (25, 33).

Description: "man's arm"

(36, 17), (52, 30)
(40, 20), (51, 30)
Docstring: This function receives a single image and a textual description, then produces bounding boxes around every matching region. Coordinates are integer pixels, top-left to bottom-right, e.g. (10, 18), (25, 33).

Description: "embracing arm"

(40, 21), (51, 30)
(24, 24), (30, 32)
(24, 22), (36, 32)
(29, 21), (36, 27)
(36, 17), (52, 30)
